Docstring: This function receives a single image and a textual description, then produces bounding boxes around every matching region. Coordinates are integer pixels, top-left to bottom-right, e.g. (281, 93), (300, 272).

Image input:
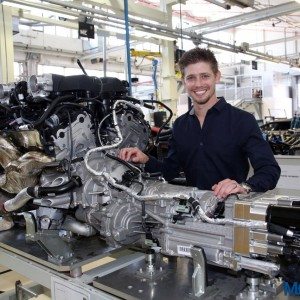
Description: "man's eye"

(202, 74), (210, 79)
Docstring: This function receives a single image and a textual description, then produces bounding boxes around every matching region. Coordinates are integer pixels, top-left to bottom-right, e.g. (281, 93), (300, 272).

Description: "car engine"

(0, 74), (300, 284)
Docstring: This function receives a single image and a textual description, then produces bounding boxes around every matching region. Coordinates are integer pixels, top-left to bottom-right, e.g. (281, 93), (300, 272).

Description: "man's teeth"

(195, 90), (206, 95)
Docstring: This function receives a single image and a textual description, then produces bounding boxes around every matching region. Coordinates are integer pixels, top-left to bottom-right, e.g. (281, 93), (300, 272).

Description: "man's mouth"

(194, 90), (207, 96)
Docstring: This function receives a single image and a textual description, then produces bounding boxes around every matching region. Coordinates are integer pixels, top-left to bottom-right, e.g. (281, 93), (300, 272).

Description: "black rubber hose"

(143, 99), (173, 145)
(77, 59), (88, 75)
(267, 223), (293, 237)
(54, 102), (94, 117)
(188, 197), (200, 216)
(26, 94), (75, 128)
(121, 96), (155, 110)
(28, 176), (82, 198)
(142, 172), (162, 178)
(75, 98), (105, 107)
(105, 152), (141, 175)
(132, 180), (144, 195)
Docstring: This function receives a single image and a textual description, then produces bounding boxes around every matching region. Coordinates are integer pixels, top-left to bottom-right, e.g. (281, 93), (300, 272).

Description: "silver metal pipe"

(267, 244), (284, 255)
(102, 172), (189, 201)
(3, 188), (33, 212)
(62, 216), (96, 237)
(239, 256), (280, 277)
(195, 203), (267, 229)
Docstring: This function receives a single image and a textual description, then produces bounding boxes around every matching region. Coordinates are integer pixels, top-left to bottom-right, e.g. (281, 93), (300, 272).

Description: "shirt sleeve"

(243, 115), (281, 192)
(145, 125), (181, 181)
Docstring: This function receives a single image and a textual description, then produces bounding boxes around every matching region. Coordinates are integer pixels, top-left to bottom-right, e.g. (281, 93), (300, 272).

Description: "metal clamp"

(15, 280), (38, 300)
(191, 246), (207, 297)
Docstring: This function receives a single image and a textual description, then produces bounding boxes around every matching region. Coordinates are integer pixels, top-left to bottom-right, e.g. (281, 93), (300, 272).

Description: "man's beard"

(192, 87), (215, 105)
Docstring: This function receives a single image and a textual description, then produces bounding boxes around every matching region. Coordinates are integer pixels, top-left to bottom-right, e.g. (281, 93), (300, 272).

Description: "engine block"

(0, 74), (299, 284)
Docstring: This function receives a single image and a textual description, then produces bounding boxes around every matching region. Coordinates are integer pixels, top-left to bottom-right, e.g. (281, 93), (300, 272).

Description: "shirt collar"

(189, 97), (226, 115)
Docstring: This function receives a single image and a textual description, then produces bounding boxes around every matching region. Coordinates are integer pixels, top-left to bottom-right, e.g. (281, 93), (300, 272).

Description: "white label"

(277, 165), (300, 190)
(177, 245), (191, 256)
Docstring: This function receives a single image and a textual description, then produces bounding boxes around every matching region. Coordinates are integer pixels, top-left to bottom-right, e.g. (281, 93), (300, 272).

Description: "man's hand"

(212, 179), (248, 199)
(118, 147), (149, 164)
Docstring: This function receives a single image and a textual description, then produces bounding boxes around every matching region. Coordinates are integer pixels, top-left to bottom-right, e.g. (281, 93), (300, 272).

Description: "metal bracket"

(15, 280), (38, 300)
(191, 246), (207, 297)
(35, 231), (74, 265)
(22, 212), (37, 240)
(22, 213), (75, 265)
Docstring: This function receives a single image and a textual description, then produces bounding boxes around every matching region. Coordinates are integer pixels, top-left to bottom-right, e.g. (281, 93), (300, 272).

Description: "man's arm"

(212, 114), (280, 199)
(145, 135), (181, 181)
(119, 128), (181, 181)
(242, 115), (281, 192)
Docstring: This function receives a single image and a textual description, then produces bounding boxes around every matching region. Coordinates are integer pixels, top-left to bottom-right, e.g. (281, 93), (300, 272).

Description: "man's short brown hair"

(178, 47), (219, 77)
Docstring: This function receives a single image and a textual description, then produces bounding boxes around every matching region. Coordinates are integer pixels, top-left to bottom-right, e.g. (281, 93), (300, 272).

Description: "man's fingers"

(118, 147), (148, 164)
(213, 180), (239, 199)
(118, 148), (134, 161)
(125, 149), (135, 161)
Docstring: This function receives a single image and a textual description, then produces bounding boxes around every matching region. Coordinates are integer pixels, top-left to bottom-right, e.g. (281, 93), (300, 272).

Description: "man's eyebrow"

(186, 72), (210, 76)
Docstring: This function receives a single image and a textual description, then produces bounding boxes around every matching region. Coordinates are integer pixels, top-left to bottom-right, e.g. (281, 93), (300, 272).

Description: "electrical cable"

(77, 59), (88, 75)
(97, 109), (123, 146)
(132, 180), (144, 195)
(142, 99), (173, 146)
(104, 152), (141, 175)
(54, 102), (94, 117)
(22, 95), (75, 128)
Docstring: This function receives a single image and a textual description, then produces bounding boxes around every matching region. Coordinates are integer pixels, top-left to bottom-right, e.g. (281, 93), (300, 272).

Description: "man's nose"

(195, 76), (205, 85)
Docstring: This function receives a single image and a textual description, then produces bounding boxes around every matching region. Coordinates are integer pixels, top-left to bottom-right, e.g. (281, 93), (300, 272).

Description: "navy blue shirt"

(146, 97), (280, 192)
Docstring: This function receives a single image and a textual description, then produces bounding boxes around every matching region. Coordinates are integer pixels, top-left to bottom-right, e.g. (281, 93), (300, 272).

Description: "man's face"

(183, 61), (220, 106)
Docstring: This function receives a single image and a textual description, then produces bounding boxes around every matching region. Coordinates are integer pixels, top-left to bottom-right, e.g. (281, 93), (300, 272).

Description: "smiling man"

(119, 47), (280, 199)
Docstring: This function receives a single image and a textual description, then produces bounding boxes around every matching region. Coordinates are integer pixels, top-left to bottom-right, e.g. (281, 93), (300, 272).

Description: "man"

(119, 47), (280, 199)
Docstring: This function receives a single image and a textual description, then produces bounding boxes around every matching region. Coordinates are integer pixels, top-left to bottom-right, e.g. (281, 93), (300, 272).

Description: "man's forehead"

(185, 71), (212, 76)
(184, 62), (214, 73)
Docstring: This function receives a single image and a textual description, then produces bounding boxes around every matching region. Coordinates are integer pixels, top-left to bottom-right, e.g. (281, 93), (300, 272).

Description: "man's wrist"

(143, 154), (149, 164)
(240, 182), (252, 194)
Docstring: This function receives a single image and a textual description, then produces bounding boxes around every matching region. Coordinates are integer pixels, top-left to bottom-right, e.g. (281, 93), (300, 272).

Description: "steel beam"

(86, 0), (167, 24)
(250, 34), (300, 48)
(186, 1), (300, 34)
(4, 0), (299, 67)
(7, 0), (79, 17)
(11, 9), (78, 29)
